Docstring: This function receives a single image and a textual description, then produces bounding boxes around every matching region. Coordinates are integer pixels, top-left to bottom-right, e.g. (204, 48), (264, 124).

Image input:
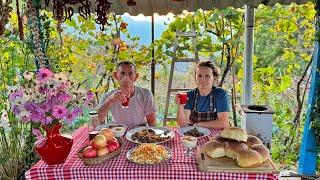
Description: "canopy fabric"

(43, 0), (309, 16)
(108, 0), (309, 16)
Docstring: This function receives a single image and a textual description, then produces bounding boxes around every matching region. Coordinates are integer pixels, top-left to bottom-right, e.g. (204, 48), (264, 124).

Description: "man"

(98, 61), (157, 127)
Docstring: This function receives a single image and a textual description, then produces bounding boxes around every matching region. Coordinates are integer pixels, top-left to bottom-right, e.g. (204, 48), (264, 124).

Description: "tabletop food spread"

(25, 125), (279, 180)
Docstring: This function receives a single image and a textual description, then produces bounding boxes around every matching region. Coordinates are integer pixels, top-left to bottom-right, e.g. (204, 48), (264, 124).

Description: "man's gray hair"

(116, 61), (137, 72)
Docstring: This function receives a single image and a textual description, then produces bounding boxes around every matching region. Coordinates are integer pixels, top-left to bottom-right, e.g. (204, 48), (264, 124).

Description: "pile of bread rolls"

(204, 127), (270, 168)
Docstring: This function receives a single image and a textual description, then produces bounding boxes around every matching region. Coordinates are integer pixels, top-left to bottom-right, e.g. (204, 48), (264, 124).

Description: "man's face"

(114, 64), (138, 87)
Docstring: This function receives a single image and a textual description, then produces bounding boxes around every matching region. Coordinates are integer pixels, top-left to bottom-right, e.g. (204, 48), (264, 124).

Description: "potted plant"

(8, 68), (95, 165)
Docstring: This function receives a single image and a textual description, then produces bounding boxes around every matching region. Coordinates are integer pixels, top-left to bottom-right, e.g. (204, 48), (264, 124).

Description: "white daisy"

(23, 71), (34, 80)
(10, 96), (27, 107)
(7, 86), (18, 94)
(54, 73), (68, 83)
(1, 109), (9, 122)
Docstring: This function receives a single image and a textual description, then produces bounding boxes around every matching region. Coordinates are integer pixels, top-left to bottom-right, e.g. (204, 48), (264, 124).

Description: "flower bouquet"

(8, 68), (95, 165)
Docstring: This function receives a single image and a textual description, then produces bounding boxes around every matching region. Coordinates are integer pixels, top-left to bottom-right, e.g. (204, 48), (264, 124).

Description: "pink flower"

(52, 105), (67, 119)
(73, 106), (83, 116)
(32, 128), (44, 142)
(39, 102), (51, 112)
(37, 68), (53, 83)
(66, 112), (76, 124)
(44, 116), (53, 125)
(30, 108), (45, 123)
(9, 89), (24, 101)
(86, 91), (95, 101)
(57, 92), (71, 102)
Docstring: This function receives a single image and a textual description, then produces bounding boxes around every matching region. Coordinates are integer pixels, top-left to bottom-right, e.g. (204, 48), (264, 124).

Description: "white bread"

(209, 135), (227, 144)
(251, 144), (270, 163)
(224, 140), (248, 159)
(204, 141), (225, 159)
(236, 149), (263, 168)
(220, 127), (248, 142)
(246, 135), (263, 148)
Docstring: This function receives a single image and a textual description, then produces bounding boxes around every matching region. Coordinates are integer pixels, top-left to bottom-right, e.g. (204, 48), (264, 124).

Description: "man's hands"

(98, 90), (128, 124)
(107, 90), (128, 104)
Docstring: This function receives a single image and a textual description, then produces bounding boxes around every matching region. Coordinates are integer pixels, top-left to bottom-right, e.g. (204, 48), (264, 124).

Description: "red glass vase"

(35, 123), (73, 165)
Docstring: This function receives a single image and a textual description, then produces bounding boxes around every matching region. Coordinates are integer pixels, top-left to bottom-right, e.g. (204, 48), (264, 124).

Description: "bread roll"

(209, 135), (227, 144)
(220, 127), (248, 142)
(251, 144), (270, 163)
(236, 149), (263, 168)
(224, 140), (248, 159)
(204, 141), (225, 159)
(246, 135), (263, 148)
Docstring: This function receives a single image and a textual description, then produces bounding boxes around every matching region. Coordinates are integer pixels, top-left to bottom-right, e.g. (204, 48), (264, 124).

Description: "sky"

(121, 13), (175, 45)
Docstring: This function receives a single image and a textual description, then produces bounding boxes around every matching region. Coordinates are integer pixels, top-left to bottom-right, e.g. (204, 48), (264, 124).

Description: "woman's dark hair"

(196, 61), (220, 77)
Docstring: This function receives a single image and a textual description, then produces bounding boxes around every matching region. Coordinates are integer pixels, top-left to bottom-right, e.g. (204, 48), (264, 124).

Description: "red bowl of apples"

(78, 128), (123, 166)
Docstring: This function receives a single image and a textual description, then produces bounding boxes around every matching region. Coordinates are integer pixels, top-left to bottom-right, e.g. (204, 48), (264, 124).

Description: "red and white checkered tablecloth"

(25, 126), (279, 180)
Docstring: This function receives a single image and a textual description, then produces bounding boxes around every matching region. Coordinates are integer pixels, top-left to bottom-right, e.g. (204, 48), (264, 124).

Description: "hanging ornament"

(95, 0), (112, 30)
(45, 0), (91, 22)
(120, 22), (128, 30)
(78, 0), (91, 19)
(127, 0), (136, 6)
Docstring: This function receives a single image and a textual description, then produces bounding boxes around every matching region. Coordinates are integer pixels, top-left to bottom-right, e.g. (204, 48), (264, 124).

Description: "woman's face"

(195, 66), (215, 91)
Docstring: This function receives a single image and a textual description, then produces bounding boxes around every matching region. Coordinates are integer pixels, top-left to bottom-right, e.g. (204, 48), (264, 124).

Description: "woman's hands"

(175, 93), (188, 105)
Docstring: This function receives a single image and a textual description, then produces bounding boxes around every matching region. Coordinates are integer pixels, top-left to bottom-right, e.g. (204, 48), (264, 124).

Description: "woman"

(176, 61), (229, 128)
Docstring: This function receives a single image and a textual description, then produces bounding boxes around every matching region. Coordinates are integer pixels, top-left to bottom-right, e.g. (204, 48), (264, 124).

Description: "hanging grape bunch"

(0, 0), (13, 36)
(44, 0), (91, 22)
(95, 0), (112, 30)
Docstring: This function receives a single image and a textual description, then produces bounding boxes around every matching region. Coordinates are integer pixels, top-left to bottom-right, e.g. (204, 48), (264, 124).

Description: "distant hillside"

(121, 14), (171, 45)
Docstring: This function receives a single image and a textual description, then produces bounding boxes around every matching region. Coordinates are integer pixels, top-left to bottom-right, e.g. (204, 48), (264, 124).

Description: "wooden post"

(298, 0), (320, 174)
(151, 14), (155, 95)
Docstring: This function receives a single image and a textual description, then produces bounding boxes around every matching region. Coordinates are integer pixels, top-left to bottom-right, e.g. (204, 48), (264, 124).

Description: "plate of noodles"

(126, 144), (172, 165)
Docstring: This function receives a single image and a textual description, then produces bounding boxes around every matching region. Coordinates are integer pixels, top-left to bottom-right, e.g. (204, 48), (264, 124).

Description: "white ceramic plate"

(126, 145), (172, 165)
(95, 122), (127, 131)
(177, 126), (211, 138)
(125, 127), (174, 144)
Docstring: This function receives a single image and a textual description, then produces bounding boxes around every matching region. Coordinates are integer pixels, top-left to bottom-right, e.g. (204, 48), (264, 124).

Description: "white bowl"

(111, 127), (126, 138)
(181, 136), (197, 148)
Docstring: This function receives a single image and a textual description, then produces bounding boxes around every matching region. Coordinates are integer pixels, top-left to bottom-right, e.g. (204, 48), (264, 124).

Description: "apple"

(100, 128), (114, 141)
(92, 134), (107, 149)
(97, 147), (109, 156)
(106, 140), (120, 152)
(83, 146), (98, 158)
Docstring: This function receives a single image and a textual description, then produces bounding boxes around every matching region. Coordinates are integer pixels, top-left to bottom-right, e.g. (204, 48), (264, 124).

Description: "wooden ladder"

(163, 31), (199, 126)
